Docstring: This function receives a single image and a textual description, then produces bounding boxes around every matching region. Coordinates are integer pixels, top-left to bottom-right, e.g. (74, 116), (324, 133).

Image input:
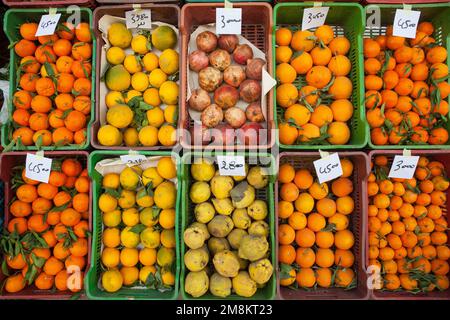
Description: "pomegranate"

(214, 85), (239, 109)
(246, 58), (265, 81)
(236, 122), (264, 145)
(188, 88), (211, 112)
(224, 107), (247, 129)
(223, 65), (246, 88)
(201, 104), (223, 128)
(209, 49), (231, 71)
(239, 80), (261, 103)
(189, 50), (209, 72)
(245, 102), (265, 122)
(196, 31), (217, 53)
(198, 67), (223, 92)
(218, 35), (239, 53)
(233, 44), (253, 65)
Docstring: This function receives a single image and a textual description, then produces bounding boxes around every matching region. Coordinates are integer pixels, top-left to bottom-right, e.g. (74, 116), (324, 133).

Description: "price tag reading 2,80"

(216, 8), (242, 35)
(388, 155), (419, 179)
(25, 153), (53, 183)
(120, 154), (147, 166)
(125, 9), (152, 29)
(217, 155), (246, 176)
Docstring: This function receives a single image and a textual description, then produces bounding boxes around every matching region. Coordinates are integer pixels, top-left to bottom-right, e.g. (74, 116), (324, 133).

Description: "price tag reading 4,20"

(217, 155), (246, 176)
(393, 9), (421, 39)
(302, 7), (330, 31)
(313, 152), (343, 184)
(25, 153), (53, 183)
(216, 8), (242, 35)
(388, 155), (420, 179)
(120, 154), (147, 166)
(35, 13), (61, 37)
(125, 9), (152, 29)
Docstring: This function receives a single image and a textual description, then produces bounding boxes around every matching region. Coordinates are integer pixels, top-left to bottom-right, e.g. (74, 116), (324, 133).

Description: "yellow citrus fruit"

(154, 181), (176, 209)
(106, 104), (133, 129)
(105, 65), (131, 92)
(159, 49), (179, 75)
(139, 207), (159, 227)
(120, 248), (139, 267)
(159, 81), (178, 105)
(138, 125), (159, 147)
(159, 209), (175, 229)
(120, 266), (139, 286)
(157, 157), (176, 179)
(108, 22), (132, 48)
(139, 265), (156, 283)
(105, 91), (125, 109)
(156, 247), (175, 267)
(131, 72), (149, 92)
(122, 208), (139, 226)
(158, 124), (176, 146)
(123, 55), (142, 74)
(102, 247), (120, 268)
(99, 193), (118, 213)
(103, 209), (122, 227)
(161, 229), (176, 248)
(143, 52), (159, 72)
(164, 105), (177, 124)
(103, 227), (120, 248)
(148, 68), (167, 88)
(146, 107), (164, 128)
(136, 189), (154, 208)
(140, 227), (161, 249)
(161, 270), (175, 286)
(120, 167), (141, 190)
(124, 90), (142, 103)
(118, 190), (136, 209)
(98, 125), (123, 146)
(139, 248), (157, 266)
(106, 46), (126, 65)
(101, 269), (123, 292)
(103, 173), (120, 189)
(142, 167), (163, 187)
(131, 34), (150, 55)
(123, 127), (139, 147)
(143, 88), (161, 107)
(151, 25), (177, 50)
(120, 227), (140, 248)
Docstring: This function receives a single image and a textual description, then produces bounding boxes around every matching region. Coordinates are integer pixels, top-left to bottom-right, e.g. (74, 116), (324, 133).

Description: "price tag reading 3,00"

(216, 8), (242, 35)
(217, 155), (246, 176)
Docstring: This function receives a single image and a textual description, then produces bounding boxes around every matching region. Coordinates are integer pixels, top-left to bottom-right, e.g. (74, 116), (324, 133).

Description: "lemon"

(189, 181), (211, 203)
(98, 125), (123, 146)
(105, 91), (125, 109)
(159, 81), (178, 105)
(122, 208), (139, 226)
(139, 265), (156, 283)
(158, 124), (176, 146)
(106, 46), (126, 65)
(123, 127), (139, 147)
(120, 227), (140, 248)
(142, 167), (163, 188)
(143, 88), (161, 107)
(106, 104), (133, 129)
(131, 72), (149, 92)
(136, 189), (154, 208)
(157, 247), (175, 267)
(157, 157), (176, 179)
(143, 52), (159, 72)
(154, 181), (176, 209)
(140, 227), (161, 248)
(102, 269), (123, 293)
(159, 49), (179, 75)
(161, 270), (175, 286)
(164, 105), (177, 124)
(124, 90), (142, 103)
(120, 248), (139, 267)
(151, 26), (177, 51)
(102, 247), (120, 268)
(103, 228), (120, 248)
(191, 159), (216, 181)
(120, 167), (141, 190)
(118, 190), (136, 209)
(131, 34), (150, 55)
(124, 55), (142, 74)
(138, 125), (159, 147)
(148, 68), (167, 88)
(103, 209), (122, 227)
(99, 193), (118, 213)
(120, 266), (139, 286)
(139, 207), (159, 227)
(161, 229), (176, 248)
(146, 107), (164, 128)
(108, 22), (132, 48)
(139, 248), (157, 266)
(103, 173), (120, 189)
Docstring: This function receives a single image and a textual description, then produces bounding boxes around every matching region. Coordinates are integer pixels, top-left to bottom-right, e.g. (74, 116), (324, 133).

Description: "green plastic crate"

(273, 2), (367, 150)
(2, 8), (96, 151)
(180, 152), (276, 300)
(365, 3), (450, 149)
(85, 150), (181, 300)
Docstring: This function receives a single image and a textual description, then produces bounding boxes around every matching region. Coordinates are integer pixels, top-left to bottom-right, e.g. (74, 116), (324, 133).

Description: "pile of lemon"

(98, 157), (177, 293)
(98, 22), (179, 147)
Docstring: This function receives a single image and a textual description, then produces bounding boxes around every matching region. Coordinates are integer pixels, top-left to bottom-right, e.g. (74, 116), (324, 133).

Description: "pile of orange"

(275, 25), (353, 146)
(278, 160), (356, 289)
(368, 155), (449, 292)
(2, 158), (90, 293)
(11, 21), (93, 148)
(364, 21), (450, 146)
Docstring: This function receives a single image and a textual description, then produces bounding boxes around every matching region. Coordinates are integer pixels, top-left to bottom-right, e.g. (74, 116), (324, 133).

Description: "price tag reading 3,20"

(313, 152), (343, 184)
(216, 8), (242, 35)
(217, 155), (246, 176)
(125, 9), (152, 29)
(302, 7), (330, 31)
(25, 153), (53, 183)
(35, 13), (61, 37)
(388, 155), (420, 179)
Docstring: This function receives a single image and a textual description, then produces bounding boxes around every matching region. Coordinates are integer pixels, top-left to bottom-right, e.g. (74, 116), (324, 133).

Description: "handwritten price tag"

(393, 9), (421, 39)
(35, 13), (61, 37)
(120, 154), (147, 166)
(217, 155), (246, 176)
(313, 152), (343, 184)
(302, 7), (329, 31)
(25, 153), (52, 183)
(125, 9), (152, 29)
(388, 155), (419, 179)
(216, 8), (242, 35)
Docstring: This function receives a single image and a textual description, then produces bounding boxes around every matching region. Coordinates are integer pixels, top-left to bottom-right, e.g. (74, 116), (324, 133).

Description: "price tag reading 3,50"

(217, 155), (246, 176)
(216, 8), (242, 35)
(120, 154), (147, 166)
(313, 152), (343, 184)
(25, 153), (53, 183)
(125, 9), (152, 29)
(302, 7), (330, 31)
(393, 9), (421, 39)
(388, 155), (419, 179)
(35, 13), (61, 37)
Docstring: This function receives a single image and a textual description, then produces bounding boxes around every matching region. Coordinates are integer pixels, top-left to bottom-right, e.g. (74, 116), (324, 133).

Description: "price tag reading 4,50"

(217, 155), (246, 176)
(125, 9), (152, 29)
(25, 153), (53, 183)
(388, 155), (419, 179)
(313, 153), (343, 184)
(302, 7), (330, 31)
(393, 9), (421, 39)
(35, 13), (61, 37)
(216, 8), (242, 35)
(120, 154), (147, 166)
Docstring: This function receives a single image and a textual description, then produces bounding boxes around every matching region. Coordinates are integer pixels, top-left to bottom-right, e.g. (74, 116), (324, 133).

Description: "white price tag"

(25, 153), (52, 183)
(125, 9), (152, 29)
(302, 7), (329, 31)
(217, 155), (246, 176)
(388, 155), (419, 179)
(216, 8), (242, 35)
(35, 13), (61, 37)
(313, 152), (343, 184)
(393, 9), (421, 39)
(120, 154), (147, 166)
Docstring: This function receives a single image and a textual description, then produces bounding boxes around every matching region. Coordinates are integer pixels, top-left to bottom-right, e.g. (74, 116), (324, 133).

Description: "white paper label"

(216, 8), (242, 35)
(393, 9), (421, 39)
(262, 68), (277, 97)
(217, 155), (246, 176)
(388, 155), (419, 179)
(302, 7), (329, 31)
(35, 13), (61, 37)
(25, 153), (52, 183)
(313, 153), (343, 184)
(120, 154), (147, 166)
(125, 9), (152, 29)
